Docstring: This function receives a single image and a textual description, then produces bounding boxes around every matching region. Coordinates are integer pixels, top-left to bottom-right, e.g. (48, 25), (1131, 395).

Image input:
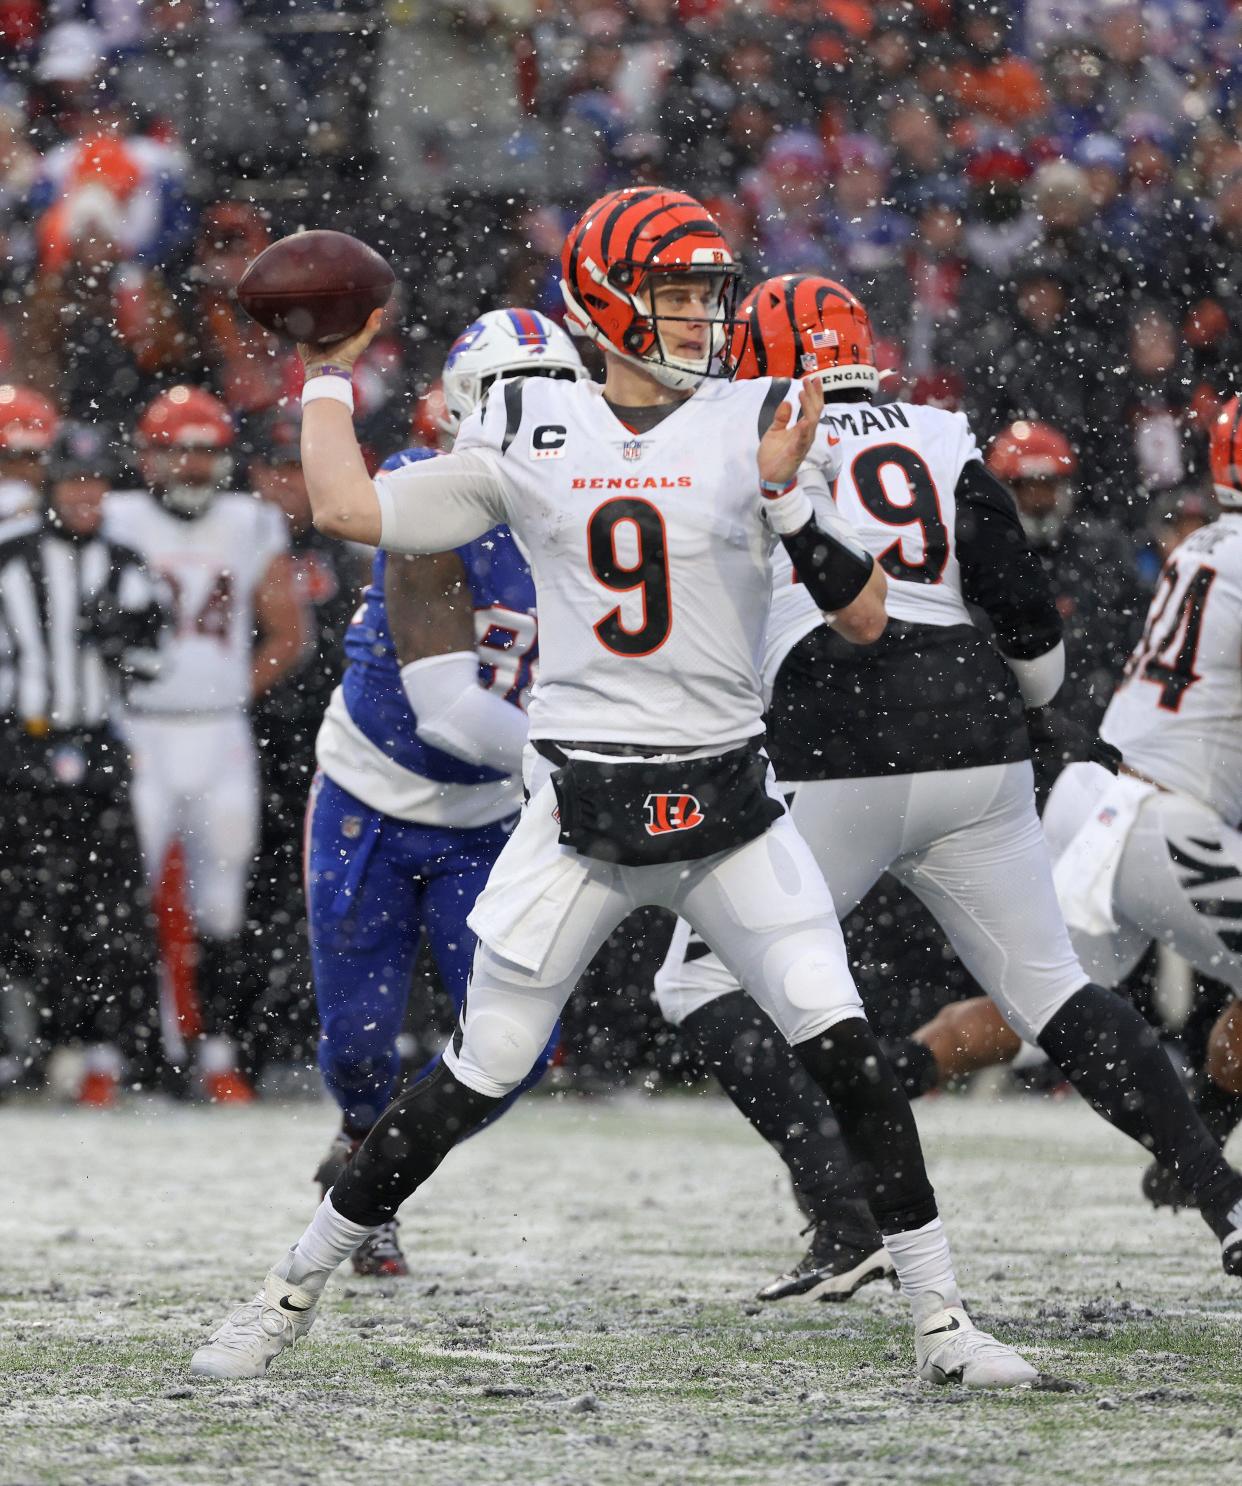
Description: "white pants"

(1044, 762), (1242, 997)
(121, 712), (259, 938)
(656, 761), (1088, 1046)
(445, 751), (864, 1098)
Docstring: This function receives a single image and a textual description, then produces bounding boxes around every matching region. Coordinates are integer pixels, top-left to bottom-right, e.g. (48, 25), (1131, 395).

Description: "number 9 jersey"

(446, 375), (807, 751)
(1102, 514), (1242, 825)
(764, 398), (1062, 780)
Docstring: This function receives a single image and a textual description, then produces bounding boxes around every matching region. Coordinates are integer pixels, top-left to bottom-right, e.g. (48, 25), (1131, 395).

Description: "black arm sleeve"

(779, 517), (875, 614)
(955, 459), (1062, 660)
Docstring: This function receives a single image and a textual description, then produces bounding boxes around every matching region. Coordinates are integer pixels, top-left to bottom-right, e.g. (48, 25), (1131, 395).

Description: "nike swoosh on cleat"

(278, 1295), (312, 1312)
(922, 1316), (963, 1336)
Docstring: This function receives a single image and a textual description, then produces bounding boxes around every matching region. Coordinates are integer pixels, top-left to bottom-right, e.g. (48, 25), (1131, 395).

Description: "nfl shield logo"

(623, 439), (643, 462)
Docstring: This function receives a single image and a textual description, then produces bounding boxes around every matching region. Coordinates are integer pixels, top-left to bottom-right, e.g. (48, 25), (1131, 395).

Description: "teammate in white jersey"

(106, 386), (309, 1099)
(194, 189), (1036, 1389)
(1041, 394), (1242, 1202)
(654, 275), (1242, 1291)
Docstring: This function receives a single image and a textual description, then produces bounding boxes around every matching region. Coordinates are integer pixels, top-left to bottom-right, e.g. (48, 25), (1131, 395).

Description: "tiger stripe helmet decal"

(560, 187), (742, 391)
(731, 274), (880, 396)
(1209, 394), (1242, 509)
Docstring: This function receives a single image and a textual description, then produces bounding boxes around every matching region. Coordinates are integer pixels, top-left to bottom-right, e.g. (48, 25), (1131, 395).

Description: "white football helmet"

(440, 308), (587, 430)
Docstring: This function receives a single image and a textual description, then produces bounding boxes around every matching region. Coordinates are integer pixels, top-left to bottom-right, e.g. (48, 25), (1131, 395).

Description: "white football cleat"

(190, 1270), (319, 1379)
(914, 1298), (1037, 1388)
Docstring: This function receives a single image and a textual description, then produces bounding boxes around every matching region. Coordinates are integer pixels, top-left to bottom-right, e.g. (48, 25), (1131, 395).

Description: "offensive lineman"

(106, 387), (309, 1098)
(307, 309), (585, 1275)
(881, 401), (1242, 1211)
(654, 275), (1242, 1288)
(193, 188), (1036, 1388)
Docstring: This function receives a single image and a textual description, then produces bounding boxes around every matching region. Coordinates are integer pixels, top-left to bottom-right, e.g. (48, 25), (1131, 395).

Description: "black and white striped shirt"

(0, 520), (167, 733)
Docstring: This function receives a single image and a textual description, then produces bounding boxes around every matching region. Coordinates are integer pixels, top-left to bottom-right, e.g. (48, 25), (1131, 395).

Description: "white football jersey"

(765, 400), (981, 686)
(1102, 514), (1242, 825)
(104, 490), (288, 713)
(438, 376), (804, 750)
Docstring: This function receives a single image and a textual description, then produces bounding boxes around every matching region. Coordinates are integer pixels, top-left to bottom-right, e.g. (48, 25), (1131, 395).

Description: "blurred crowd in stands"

(1, 0), (1240, 1096)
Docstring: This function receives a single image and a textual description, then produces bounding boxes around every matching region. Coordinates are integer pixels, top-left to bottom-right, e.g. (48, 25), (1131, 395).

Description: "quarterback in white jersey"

(195, 189), (1038, 1390)
(655, 274), (1242, 1290)
(105, 385), (308, 1097)
(1042, 395), (1242, 1201)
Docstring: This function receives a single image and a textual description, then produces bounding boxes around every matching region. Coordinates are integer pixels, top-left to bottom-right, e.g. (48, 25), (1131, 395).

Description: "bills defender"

(194, 189), (1038, 1389)
(654, 275), (1242, 1292)
(105, 387), (309, 1097)
(307, 309), (585, 1275)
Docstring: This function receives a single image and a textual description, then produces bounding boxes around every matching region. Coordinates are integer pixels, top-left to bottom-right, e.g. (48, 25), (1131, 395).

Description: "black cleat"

(758, 1222), (896, 1303)
(313, 1131), (410, 1279)
(1141, 1159), (1194, 1212)
(314, 1130), (359, 1195)
(351, 1220), (409, 1277)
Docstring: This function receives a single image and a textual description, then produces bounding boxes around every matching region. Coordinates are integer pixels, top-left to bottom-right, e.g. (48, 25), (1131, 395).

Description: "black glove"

(1024, 707), (1122, 775)
(82, 594), (165, 671)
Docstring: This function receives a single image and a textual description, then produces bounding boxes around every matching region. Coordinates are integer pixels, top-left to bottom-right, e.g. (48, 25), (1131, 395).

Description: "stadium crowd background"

(1, 0), (1241, 1096)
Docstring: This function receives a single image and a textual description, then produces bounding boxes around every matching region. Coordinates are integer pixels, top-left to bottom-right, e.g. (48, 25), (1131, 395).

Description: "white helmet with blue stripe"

(440, 308), (588, 431)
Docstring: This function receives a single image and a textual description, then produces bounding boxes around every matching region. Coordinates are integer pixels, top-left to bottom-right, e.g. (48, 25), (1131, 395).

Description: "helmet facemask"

(144, 448), (232, 518)
(1010, 474), (1076, 546)
(567, 261), (743, 391)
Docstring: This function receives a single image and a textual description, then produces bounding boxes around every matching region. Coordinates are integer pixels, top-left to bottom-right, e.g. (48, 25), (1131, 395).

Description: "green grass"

(2, 1095), (1240, 1485)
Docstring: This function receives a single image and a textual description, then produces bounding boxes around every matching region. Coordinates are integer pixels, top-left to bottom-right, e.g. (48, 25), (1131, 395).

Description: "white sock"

(275, 1192), (377, 1294)
(883, 1217), (961, 1314)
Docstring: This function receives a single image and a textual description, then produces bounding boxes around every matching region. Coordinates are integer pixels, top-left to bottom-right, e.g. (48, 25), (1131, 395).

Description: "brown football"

(235, 230), (395, 346)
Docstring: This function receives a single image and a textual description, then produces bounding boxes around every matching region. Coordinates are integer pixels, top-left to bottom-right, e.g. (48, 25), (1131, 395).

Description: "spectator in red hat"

(961, 138), (1038, 274)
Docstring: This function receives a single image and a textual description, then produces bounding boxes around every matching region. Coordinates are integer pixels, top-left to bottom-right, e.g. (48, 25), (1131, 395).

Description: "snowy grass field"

(3, 1090), (1240, 1486)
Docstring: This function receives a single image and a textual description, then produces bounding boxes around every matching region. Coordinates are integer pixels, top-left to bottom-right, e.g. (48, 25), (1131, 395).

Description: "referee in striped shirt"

(0, 419), (169, 1102)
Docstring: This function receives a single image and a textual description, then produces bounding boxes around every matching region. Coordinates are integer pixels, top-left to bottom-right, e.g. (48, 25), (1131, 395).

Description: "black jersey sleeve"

(954, 459), (1062, 660)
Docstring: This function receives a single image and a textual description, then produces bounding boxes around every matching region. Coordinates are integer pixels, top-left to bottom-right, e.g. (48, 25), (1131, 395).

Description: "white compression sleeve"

(1006, 639), (1066, 707)
(374, 448), (510, 554)
(401, 651), (528, 775)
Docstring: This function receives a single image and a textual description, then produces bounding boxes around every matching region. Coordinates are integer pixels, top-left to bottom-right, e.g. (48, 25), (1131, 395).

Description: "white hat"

(37, 22), (104, 84)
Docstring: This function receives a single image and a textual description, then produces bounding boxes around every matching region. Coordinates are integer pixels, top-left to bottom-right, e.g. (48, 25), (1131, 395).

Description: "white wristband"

(302, 375), (355, 411)
(763, 484), (815, 535)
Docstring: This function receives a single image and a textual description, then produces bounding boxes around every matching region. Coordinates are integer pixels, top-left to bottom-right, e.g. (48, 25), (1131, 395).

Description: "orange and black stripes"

(1211, 395), (1242, 493)
(732, 274), (876, 382)
(560, 187), (739, 366)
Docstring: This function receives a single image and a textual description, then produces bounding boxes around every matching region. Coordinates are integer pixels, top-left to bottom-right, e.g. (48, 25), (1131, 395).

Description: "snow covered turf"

(3, 1090), (1239, 1486)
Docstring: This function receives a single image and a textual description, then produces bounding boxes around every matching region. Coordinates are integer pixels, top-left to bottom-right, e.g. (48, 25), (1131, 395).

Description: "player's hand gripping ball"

(236, 230), (394, 347)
